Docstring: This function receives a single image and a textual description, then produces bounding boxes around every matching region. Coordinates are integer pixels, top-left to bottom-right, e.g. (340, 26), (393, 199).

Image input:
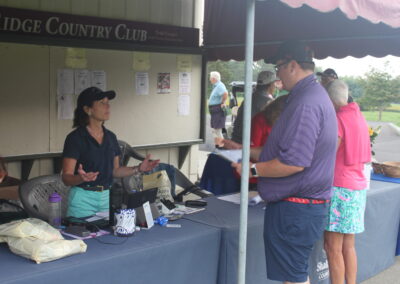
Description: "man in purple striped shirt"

(233, 41), (337, 284)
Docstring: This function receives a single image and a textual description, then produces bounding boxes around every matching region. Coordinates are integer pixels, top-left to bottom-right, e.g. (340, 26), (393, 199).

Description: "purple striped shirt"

(257, 75), (337, 202)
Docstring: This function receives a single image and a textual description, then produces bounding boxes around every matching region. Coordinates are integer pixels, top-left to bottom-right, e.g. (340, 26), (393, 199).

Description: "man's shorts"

(326, 186), (367, 234)
(67, 186), (110, 218)
(263, 200), (328, 282)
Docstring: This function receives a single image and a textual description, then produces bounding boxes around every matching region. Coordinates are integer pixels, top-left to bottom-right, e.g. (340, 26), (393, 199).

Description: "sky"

(314, 55), (400, 78)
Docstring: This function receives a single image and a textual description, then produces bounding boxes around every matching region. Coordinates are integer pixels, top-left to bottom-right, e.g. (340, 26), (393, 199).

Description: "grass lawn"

(387, 103), (400, 111)
(362, 111), (400, 127)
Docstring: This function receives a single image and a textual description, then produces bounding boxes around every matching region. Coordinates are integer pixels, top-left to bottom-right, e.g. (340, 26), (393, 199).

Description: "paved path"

(369, 121), (400, 162)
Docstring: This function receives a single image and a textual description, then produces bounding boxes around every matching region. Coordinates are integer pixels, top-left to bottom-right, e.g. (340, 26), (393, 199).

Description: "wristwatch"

(250, 164), (259, 177)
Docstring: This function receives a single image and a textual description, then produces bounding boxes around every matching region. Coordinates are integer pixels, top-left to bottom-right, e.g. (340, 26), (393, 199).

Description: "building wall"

(0, 0), (203, 183)
(0, 0), (195, 28)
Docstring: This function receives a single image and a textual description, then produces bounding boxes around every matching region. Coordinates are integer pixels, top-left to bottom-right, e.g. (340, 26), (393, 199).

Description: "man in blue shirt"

(233, 41), (337, 284)
(208, 71), (228, 141)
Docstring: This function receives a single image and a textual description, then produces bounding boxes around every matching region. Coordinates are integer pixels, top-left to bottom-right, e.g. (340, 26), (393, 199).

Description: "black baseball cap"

(265, 40), (314, 65)
(77, 87), (116, 107)
(316, 68), (338, 79)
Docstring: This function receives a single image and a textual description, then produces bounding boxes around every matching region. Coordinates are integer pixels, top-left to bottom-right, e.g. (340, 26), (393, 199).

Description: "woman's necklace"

(87, 126), (103, 139)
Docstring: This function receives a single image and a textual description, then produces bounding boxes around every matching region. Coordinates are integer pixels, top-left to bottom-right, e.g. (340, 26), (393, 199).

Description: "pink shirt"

(334, 103), (371, 190)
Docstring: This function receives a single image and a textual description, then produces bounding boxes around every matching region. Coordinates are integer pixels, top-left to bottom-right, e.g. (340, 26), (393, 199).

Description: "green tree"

(359, 68), (399, 120)
(207, 60), (274, 97)
(342, 76), (365, 100)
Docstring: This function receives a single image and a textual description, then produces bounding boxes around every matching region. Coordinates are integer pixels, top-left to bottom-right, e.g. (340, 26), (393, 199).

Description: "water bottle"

(48, 192), (62, 228)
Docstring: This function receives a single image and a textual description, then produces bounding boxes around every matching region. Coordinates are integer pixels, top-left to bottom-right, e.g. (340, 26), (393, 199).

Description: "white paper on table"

(213, 149), (243, 163)
(135, 72), (149, 95)
(57, 94), (74, 120)
(218, 193), (241, 204)
(217, 192), (263, 206)
(179, 72), (191, 94)
(57, 69), (74, 96)
(173, 205), (205, 215)
(178, 95), (190, 116)
(90, 70), (106, 91)
(74, 69), (91, 95)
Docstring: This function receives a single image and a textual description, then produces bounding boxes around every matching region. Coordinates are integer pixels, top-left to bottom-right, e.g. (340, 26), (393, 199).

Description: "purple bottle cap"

(49, 192), (62, 203)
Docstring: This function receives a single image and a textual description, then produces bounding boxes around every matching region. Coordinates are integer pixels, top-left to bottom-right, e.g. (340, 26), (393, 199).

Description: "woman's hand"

(77, 164), (99, 182)
(139, 154), (160, 173)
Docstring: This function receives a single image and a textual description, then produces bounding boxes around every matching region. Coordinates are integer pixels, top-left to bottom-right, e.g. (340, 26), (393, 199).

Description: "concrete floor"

(361, 256), (400, 284)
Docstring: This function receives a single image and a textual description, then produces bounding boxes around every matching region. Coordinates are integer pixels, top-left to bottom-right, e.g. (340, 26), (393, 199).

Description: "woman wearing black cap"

(62, 87), (159, 218)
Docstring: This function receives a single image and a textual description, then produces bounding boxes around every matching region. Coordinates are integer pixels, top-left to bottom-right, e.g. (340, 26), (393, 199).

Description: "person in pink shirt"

(324, 80), (371, 284)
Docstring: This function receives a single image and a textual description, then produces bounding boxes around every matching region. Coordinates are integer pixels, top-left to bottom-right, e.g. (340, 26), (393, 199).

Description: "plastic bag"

(0, 218), (86, 263)
(0, 218), (62, 241)
(5, 236), (86, 264)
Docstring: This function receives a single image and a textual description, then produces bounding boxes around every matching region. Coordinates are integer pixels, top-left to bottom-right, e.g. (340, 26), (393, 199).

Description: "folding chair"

(118, 140), (211, 201)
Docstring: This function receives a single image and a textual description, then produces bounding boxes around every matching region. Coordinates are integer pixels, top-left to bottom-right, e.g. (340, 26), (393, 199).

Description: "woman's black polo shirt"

(62, 126), (121, 188)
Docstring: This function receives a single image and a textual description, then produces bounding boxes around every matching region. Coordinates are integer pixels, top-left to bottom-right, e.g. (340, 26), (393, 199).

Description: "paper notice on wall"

(133, 52), (150, 71)
(57, 69), (74, 96)
(177, 55), (192, 72)
(91, 70), (106, 91)
(179, 72), (191, 94)
(65, 48), (87, 69)
(58, 94), (74, 120)
(178, 95), (190, 116)
(135, 72), (149, 95)
(74, 69), (91, 95)
(157, 72), (171, 94)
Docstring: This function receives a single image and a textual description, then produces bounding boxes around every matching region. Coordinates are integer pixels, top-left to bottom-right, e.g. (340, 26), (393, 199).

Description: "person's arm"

(62, 158), (99, 186)
(112, 154), (160, 178)
(221, 91), (228, 107)
(232, 158), (303, 178)
(251, 159), (303, 178)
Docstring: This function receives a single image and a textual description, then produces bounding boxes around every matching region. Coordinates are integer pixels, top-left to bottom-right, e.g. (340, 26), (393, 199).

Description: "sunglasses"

(274, 61), (290, 72)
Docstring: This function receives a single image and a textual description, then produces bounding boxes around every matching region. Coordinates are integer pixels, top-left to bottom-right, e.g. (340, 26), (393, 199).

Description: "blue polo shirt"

(62, 126), (121, 188)
(208, 81), (227, 106)
(257, 75), (337, 202)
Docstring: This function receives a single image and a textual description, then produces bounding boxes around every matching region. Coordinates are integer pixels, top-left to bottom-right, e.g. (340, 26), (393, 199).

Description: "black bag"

(0, 199), (28, 224)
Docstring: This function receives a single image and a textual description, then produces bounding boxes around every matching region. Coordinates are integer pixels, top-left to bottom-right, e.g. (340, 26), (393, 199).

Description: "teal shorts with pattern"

(326, 186), (367, 234)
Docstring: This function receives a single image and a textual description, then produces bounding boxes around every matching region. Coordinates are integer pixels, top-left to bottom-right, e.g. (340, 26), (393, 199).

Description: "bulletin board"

(0, 42), (203, 156)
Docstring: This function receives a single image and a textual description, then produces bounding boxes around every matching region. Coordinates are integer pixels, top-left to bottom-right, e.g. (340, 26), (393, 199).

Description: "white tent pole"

(237, 0), (255, 283)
